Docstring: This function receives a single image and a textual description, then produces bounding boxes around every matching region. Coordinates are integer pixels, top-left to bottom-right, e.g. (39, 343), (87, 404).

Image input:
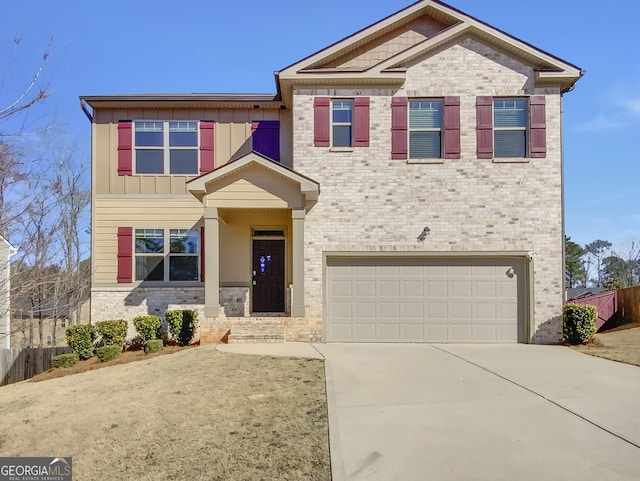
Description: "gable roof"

(186, 151), (320, 202)
(276, 0), (583, 99)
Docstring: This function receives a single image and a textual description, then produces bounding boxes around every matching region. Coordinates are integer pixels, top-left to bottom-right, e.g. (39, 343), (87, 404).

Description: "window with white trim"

(134, 228), (199, 281)
(493, 99), (527, 158)
(134, 121), (199, 174)
(409, 100), (442, 158)
(331, 100), (353, 147)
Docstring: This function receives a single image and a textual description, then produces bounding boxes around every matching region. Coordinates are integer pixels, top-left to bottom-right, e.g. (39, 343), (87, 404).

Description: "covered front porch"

(187, 151), (319, 330)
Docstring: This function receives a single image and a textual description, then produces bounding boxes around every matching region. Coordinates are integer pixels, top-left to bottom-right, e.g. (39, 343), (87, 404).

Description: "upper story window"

(134, 228), (200, 281)
(409, 100), (443, 159)
(493, 99), (527, 158)
(331, 100), (353, 147)
(314, 97), (369, 148)
(134, 121), (199, 174)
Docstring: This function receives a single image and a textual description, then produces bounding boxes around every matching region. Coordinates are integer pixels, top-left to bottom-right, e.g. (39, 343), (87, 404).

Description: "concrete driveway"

(313, 344), (640, 481)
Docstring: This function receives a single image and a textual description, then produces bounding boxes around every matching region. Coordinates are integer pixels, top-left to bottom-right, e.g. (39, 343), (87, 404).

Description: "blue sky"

(2, 0), (638, 249)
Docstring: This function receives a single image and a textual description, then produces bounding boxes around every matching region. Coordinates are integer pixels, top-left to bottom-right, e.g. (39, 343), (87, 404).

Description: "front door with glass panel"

(252, 239), (285, 312)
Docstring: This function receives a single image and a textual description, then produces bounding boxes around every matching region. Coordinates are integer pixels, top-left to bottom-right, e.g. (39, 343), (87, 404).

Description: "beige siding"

(205, 180), (288, 209)
(320, 16), (449, 69)
(93, 197), (203, 284)
(93, 108), (290, 196)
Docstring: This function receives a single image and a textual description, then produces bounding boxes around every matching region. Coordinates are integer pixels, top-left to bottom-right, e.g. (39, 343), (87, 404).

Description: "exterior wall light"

(417, 226), (430, 242)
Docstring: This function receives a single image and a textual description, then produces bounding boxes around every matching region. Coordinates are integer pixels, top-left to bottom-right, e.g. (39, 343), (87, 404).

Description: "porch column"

(204, 206), (220, 318)
(291, 209), (305, 317)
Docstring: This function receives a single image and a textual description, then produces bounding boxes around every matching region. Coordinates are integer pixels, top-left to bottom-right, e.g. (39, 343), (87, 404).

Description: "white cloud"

(574, 114), (628, 132)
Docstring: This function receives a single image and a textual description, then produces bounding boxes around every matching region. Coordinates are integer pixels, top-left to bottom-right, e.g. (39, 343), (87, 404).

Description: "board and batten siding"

(93, 108), (291, 196)
(93, 197), (203, 285)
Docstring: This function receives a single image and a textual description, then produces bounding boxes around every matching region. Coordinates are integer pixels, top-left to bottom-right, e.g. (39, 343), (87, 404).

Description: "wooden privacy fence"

(0, 347), (70, 387)
(568, 291), (617, 331)
(617, 286), (640, 324)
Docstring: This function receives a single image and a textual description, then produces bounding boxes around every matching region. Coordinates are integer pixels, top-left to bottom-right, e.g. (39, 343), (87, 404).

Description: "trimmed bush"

(96, 344), (122, 362)
(66, 324), (96, 360)
(95, 320), (128, 347)
(165, 309), (200, 346)
(144, 339), (164, 354)
(52, 353), (79, 368)
(133, 315), (163, 342)
(563, 303), (597, 344)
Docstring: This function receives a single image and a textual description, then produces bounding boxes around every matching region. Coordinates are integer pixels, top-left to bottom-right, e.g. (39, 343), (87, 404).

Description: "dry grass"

(0, 345), (331, 481)
(572, 323), (640, 367)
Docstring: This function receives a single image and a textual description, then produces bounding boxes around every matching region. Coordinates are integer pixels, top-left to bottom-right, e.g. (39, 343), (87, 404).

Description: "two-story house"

(81, 0), (582, 344)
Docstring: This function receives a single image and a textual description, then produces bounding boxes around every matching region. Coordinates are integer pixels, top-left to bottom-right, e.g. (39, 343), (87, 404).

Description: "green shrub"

(95, 320), (128, 346)
(165, 309), (200, 346)
(563, 303), (597, 344)
(133, 315), (163, 342)
(52, 353), (79, 368)
(95, 344), (122, 362)
(65, 324), (96, 360)
(144, 339), (164, 354)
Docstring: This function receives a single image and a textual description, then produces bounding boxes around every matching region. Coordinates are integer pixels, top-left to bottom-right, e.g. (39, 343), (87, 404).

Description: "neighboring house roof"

(566, 286), (605, 301)
(0, 235), (17, 256)
(276, 0), (583, 101)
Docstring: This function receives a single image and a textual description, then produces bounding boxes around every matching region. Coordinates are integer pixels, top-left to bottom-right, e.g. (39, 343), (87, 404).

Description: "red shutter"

(117, 227), (133, 283)
(443, 96), (460, 159)
(391, 97), (408, 160)
(200, 226), (205, 282)
(476, 96), (493, 159)
(314, 97), (330, 147)
(117, 121), (133, 176)
(354, 97), (370, 147)
(200, 121), (215, 173)
(529, 96), (546, 158)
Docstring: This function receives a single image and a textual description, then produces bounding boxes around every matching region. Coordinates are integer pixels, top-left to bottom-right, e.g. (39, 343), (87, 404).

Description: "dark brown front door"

(252, 239), (285, 312)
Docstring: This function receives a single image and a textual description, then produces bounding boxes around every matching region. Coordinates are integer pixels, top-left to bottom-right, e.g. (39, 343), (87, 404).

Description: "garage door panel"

(403, 324), (424, 341)
(354, 323), (376, 341)
(379, 323), (401, 340)
(326, 257), (524, 343)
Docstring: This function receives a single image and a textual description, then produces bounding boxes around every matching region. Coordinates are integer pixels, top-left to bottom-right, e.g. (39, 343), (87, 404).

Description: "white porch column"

(204, 206), (220, 318)
(291, 209), (305, 317)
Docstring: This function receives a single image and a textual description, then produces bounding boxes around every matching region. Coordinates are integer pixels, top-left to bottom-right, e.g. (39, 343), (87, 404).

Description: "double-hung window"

(409, 100), (443, 158)
(331, 100), (353, 147)
(493, 99), (527, 158)
(134, 121), (199, 174)
(134, 228), (199, 281)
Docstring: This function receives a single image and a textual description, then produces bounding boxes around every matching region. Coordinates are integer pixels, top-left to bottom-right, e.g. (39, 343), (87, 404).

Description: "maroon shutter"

(529, 96), (546, 158)
(391, 97), (408, 159)
(251, 120), (280, 160)
(443, 96), (460, 159)
(200, 121), (215, 173)
(117, 227), (133, 283)
(314, 97), (330, 147)
(353, 97), (370, 147)
(476, 96), (493, 159)
(200, 226), (205, 282)
(117, 121), (133, 176)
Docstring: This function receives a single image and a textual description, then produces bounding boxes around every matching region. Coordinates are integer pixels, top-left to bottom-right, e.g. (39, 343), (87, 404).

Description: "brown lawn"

(572, 322), (640, 367)
(0, 345), (331, 481)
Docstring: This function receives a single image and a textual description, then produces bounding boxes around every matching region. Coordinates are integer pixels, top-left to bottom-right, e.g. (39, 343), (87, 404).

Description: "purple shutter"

(529, 96), (546, 158)
(444, 96), (460, 159)
(118, 121), (133, 176)
(391, 97), (408, 160)
(200, 121), (215, 173)
(252, 120), (280, 161)
(314, 97), (330, 147)
(200, 226), (205, 282)
(117, 227), (133, 283)
(353, 97), (370, 147)
(476, 96), (493, 159)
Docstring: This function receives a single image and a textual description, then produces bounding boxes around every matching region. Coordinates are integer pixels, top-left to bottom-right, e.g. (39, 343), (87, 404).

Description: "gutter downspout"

(80, 99), (93, 122)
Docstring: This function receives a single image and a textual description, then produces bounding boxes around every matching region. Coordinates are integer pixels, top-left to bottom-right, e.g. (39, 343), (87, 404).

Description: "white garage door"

(326, 257), (526, 343)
